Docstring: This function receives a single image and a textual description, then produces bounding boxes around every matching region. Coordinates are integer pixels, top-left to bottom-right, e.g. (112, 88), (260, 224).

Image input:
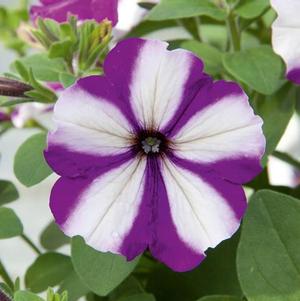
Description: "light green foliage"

(25, 253), (73, 293)
(71, 237), (140, 296)
(14, 132), (53, 187)
(1, 1), (300, 301)
(0, 207), (23, 239)
(235, 0), (270, 19)
(237, 190), (300, 301)
(180, 40), (223, 75)
(148, 0), (227, 21)
(223, 46), (284, 95)
(0, 180), (19, 205)
(40, 221), (69, 251)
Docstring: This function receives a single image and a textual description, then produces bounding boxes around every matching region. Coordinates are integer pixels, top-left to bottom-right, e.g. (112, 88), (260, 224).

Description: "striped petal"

(104, 38), (208, 130)
(119, 156), (246, 272)
(45, 76), (136, 177)
(50, 157), (147, 254)
(271, 0), (300, 84)
(169, 81), (265, 184)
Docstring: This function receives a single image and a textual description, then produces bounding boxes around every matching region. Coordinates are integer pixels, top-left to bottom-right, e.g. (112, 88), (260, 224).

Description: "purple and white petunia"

(271, 0), (300, 84)
(30, 0), (118, 25)
(45, 38), (265, 272)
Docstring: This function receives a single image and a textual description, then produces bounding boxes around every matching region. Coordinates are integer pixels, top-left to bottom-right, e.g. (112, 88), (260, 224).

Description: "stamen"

(142, 137), (161, 154)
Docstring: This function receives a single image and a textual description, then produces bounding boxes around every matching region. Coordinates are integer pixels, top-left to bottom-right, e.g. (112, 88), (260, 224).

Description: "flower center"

(142, 137), (161, 154)
(134, 130), (169, 156)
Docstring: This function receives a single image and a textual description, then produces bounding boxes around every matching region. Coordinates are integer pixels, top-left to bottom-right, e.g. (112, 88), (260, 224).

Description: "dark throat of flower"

(133, 130), (170, 157)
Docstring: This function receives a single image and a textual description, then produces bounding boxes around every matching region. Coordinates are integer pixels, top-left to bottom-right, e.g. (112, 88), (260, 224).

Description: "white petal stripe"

(50, 86), (134, 156)
(130, 39), (193, 130)
(161, 158), (239, 254)
(173, 93), (264, 163)
(63, 157), (147, 253)
(271, 0), (300, 73)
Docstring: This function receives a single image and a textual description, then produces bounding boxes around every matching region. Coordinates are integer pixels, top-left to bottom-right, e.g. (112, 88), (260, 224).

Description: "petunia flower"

(45, 38), (265, 272)
(30, 0), (118, 25)
(271, 0), (300, 84)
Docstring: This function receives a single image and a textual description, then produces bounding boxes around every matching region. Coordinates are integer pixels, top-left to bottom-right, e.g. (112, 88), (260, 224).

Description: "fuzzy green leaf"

(0, 180), (19, 206)
(17, 54), (66, 82)
(71, 236), (140, 296)
(237, 190), (300, 301)
(40, 221), (69, 251)
(0, 207), (23, 239)
(180, 40), (223, 75)
(223, 46), (284, 95)
(14, 132), (53, 187)
(147, 0), (226, 21)
(14, 291), (44, 301)
(256, 83), (296, 165)
(235, 0), (270, 19)
(25, 253), (73, 293)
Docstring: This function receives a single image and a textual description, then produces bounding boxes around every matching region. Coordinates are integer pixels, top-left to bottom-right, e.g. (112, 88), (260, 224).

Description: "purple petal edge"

(287, 68), (300, 85)
(120, 158), (205, 272)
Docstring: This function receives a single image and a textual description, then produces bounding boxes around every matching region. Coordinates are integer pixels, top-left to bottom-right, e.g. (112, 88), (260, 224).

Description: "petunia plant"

(0, 0), (300, 301)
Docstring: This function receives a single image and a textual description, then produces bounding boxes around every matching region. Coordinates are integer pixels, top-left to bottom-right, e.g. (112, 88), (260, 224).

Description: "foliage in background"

(0, 0), (300, 301)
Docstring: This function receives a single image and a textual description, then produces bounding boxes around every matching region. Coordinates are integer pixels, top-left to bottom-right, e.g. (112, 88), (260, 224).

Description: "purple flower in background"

(30, 0), (118, 25)
(0, 111), (10, 122)
(271, 0), (300, 84)
(45, 38), (265, 271)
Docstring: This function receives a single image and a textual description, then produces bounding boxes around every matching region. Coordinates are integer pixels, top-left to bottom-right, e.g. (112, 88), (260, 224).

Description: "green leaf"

(14, 60), (30, 82)
(180, 40), (223, 75)
(24, 90), (55, 103)
(119, 294), (156, 301)
(27, 69), (57, 103)
(25, 253), (73, 293)
(40, 221), (69, 251)
(0, 98), (34, 107)
(109, 276), (145, 300)
(0, 207), (23, 239)
(48, 40), (74, 59)
(58, 271), (90, 301)
(197, 296), (240, 301)
(14, 133), (53, 187)
(223, 46), (284, 95)
(147, 0), (226, 21)
(17, 54), (66, 82)
(237, 190), (300, 301)
(14, 291), (44, 301)
(147, 233), (242, 301)
(71, 236), (140, 296)
(59, 72), (76, 88)
(256, 83), (296, 164)
(235, 0), (269, 19)
(0, 180), (19, 205)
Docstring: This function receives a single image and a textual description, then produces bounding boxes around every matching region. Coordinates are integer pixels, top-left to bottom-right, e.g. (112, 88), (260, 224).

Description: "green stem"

(272, 151), (300, 171)
(227, 13), (241, 51)
(21, 234), (42, 255)
(194, 17), (202, 42)
(0, 259), (13, 289)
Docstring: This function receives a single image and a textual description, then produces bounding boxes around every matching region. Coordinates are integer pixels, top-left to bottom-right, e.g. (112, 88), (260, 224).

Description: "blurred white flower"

(11, 103), (52, 128)
(114, 0), (159, 38)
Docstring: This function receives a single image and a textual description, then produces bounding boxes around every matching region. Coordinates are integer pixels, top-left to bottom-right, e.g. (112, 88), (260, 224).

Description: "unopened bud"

(0, 77), (33, 98)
